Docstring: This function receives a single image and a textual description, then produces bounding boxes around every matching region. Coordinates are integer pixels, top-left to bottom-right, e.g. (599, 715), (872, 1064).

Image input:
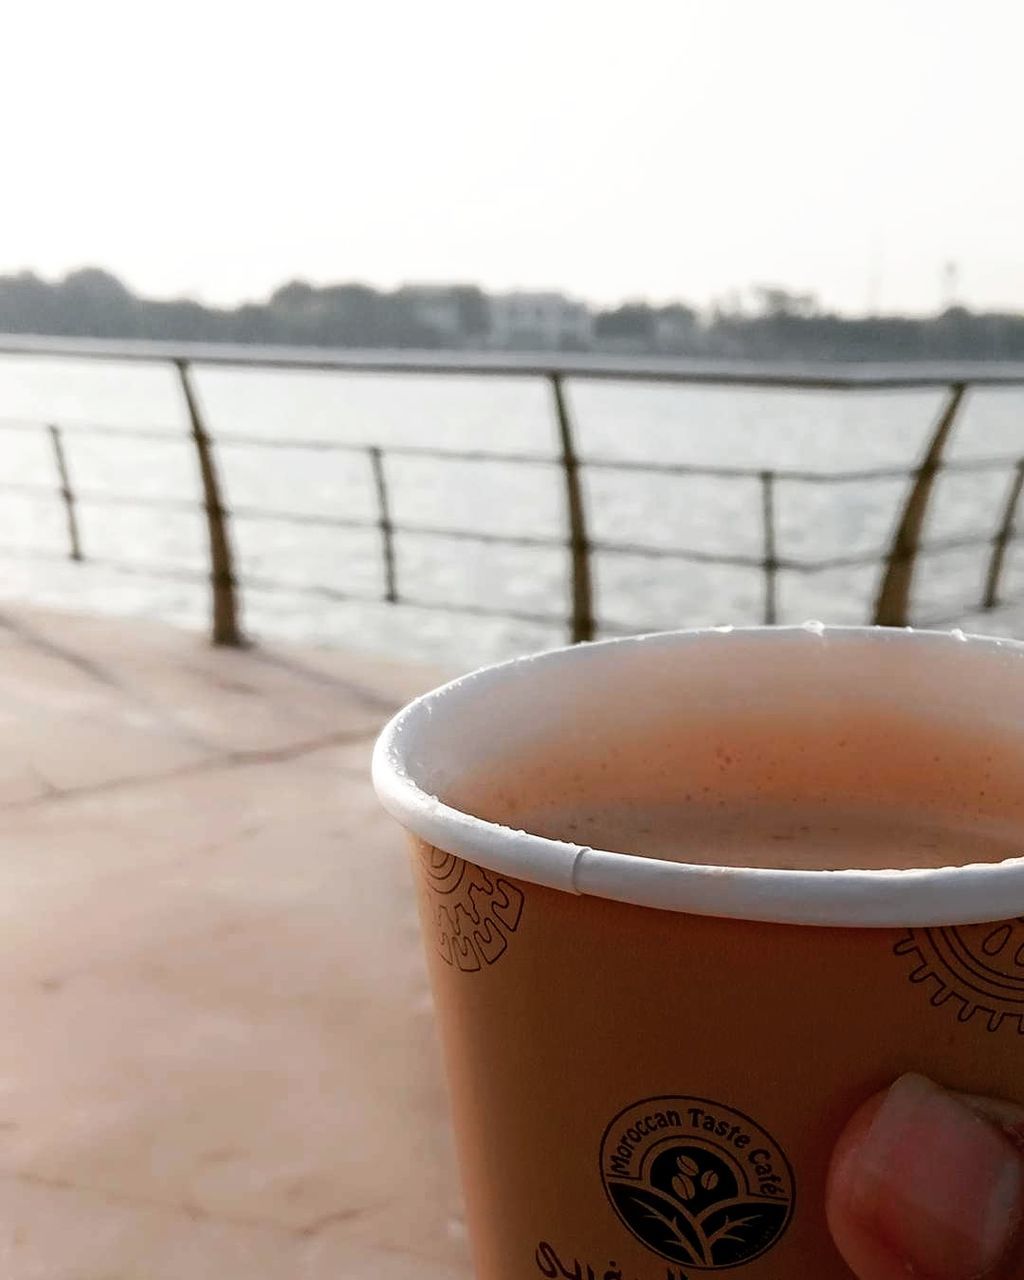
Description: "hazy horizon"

(5, 0), (1023, 317)
(3, 263), (1022, 321)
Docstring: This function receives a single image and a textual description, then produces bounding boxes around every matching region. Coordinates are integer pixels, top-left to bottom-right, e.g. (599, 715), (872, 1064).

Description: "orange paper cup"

(373, 626), (1024, 1279)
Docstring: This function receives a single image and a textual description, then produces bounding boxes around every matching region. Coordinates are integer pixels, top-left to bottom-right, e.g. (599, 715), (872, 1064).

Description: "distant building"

(398, 286), (465, 341)
(488, 291), (594, 350)
(653, 304), (699, 354)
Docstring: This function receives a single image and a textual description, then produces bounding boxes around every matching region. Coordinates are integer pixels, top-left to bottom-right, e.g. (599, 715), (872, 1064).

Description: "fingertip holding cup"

(827, 1074), (1024, 1280)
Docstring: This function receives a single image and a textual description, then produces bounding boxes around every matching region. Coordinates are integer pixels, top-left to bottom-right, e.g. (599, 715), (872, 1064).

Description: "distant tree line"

(2, 268), (1024, 361)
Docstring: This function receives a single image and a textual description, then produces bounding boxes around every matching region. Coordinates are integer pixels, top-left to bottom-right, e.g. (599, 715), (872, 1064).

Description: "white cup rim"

(372, 625), (1024, 928)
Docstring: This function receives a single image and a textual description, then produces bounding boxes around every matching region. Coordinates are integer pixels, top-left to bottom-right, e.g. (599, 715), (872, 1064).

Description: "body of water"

(2, 353), (1024, 667)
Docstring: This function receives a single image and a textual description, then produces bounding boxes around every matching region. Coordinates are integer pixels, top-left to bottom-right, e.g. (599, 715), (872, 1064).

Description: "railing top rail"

(3, 333), (1024, 388)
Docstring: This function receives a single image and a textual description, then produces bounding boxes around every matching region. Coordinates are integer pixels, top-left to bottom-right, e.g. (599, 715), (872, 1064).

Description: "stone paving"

(0, 605), (471, 1278)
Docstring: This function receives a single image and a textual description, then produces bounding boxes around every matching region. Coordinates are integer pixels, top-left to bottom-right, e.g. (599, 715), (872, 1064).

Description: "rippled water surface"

(2, 355), (1023, 666)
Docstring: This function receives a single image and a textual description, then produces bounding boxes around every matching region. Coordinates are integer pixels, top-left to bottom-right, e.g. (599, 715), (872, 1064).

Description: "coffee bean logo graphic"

(895, 918), (1024, 1033)
(600, 1096), (794, 1270)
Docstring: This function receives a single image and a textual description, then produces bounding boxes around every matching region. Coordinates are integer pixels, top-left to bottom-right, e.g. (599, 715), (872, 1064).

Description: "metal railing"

(2, 334), (1024, 648)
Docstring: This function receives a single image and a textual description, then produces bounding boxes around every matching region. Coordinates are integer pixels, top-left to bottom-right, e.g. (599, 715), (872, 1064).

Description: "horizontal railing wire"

(1, 477), (1013, 567)
(3, 413), (1021, 480)
(2, 345), (1024, 645)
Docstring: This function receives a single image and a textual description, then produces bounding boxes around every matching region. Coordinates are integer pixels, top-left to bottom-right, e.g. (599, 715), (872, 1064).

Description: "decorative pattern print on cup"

(895, 919), (1024, 1034)
(418, 846), (524, 971)
(599, 1096), (794, 1270)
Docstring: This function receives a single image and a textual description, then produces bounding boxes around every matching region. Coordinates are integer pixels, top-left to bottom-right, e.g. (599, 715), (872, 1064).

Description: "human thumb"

(826, 1073), (1024, 1279)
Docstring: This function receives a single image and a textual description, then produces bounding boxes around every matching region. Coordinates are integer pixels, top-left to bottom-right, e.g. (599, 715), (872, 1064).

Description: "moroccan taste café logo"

(591, 1096), (791, 1274)
(536, 1097), (793, 1277)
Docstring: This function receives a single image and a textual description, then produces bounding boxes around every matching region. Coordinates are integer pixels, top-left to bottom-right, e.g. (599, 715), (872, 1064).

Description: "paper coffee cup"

(373, 626), (1024, 1278)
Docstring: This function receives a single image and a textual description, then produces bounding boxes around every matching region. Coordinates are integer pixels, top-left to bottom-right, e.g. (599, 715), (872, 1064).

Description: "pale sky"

(3, 0), (1022, 315)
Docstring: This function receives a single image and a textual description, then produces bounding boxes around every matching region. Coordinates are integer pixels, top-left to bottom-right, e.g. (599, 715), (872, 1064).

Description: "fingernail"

(847, 1074), (1022, 1279)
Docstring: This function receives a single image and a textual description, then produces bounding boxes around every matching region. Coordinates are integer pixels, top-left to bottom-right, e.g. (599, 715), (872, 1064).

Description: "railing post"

(982, 458), (1024, 610)
(369, 446), (398, 604)
(550, 373), (594, 643)
(47, 423), (82, 562)
(873, 381), (967, 627)
(175, 359), (245, 647)
(760, 470), (778, 625)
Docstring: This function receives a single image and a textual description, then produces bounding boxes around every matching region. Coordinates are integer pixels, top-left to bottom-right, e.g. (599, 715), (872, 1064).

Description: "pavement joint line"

(3, 1168), (377, 1240)
(0, 725), (386, 814)
(245, 646), (416, 713)
(0, 610), (220, 753)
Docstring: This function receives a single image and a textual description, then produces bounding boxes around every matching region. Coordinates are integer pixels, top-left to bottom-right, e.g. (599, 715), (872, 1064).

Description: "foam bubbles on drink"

(520, 800), (1024, 873)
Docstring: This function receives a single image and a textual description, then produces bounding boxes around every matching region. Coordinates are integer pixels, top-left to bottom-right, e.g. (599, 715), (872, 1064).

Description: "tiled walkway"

(0, 605), (471, 1278)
